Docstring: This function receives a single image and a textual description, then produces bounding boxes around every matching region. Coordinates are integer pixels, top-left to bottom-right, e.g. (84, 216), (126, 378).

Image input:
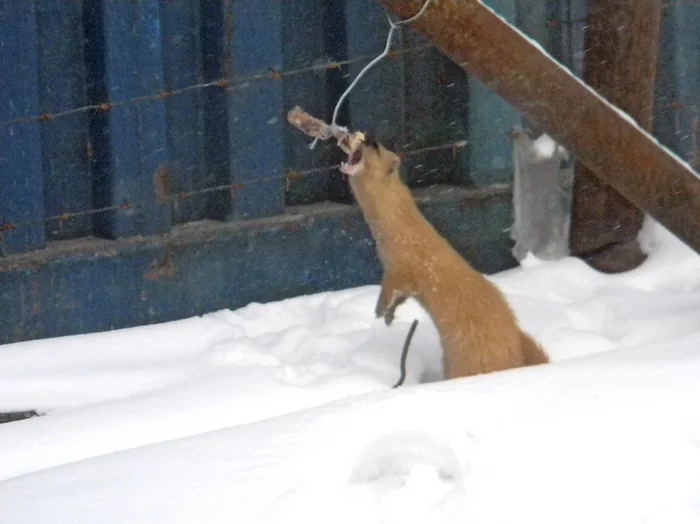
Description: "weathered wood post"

(569, 0), (663, 271)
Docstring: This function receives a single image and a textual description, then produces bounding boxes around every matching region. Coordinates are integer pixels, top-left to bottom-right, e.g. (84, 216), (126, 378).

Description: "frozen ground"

(1, 218), (700, 523)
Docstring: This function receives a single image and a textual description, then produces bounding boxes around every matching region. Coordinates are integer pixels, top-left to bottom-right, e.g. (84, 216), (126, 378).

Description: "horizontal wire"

(0, 139), (469, 234)
(0, 4), (688, 130)
(0, 45), (432, 130)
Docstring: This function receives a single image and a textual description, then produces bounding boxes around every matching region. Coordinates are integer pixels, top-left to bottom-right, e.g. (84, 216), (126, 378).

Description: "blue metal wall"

(0, 0), (698, 344)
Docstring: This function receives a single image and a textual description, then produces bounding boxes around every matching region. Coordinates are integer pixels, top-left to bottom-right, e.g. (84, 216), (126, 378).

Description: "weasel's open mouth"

(347, 147), (363, 166)
(339, 143), (365, 175)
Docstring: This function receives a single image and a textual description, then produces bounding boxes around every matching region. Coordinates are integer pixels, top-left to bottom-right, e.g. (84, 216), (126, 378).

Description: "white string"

(309, 0), (434, 149)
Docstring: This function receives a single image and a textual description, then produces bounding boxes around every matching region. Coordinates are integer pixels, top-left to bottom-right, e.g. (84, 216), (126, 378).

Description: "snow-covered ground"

(1, 218), (700, 524)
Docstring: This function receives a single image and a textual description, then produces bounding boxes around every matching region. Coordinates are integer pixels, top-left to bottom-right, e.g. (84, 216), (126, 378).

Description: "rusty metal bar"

(378, 0), (700, 255)
(569, 0), (662, 268)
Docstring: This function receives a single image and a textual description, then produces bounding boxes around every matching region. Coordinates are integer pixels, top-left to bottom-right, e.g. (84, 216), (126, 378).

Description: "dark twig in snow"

(392, 319), (419, 388)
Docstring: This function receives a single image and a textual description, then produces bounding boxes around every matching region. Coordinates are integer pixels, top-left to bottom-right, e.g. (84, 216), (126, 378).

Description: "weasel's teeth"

(340, 161), (356, 176)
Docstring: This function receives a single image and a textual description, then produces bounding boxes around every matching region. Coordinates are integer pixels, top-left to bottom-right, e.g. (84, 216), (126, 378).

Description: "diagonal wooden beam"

(569, 0), (662, 269)
(378, 0), (700, 255)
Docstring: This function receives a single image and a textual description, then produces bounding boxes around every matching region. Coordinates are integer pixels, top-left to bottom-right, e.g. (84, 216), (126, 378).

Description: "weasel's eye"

(363, 133), (379, 149)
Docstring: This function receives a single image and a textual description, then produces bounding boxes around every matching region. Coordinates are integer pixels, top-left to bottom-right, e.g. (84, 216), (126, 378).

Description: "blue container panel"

(0, 1), (45, 255)
(36, 0), (92, 241)
(344, 0), (405, 143)
(282, 0), (333, 207)
(160, 0), (208, 224)
(199, 0), (232, 220)
(401, 37), (470, 188)
(227, 0), (286, 220)
(654, 2), (700, 169)
(467, 0), (521, 186)
(84, 0), (171, 239)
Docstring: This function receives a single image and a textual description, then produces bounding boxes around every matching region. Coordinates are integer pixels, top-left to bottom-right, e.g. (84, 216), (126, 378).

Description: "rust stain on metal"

(224, 0), (233, 81)
(229, 183), (244, 200)
(31, 279), (41, 315)
(691, 116), (700, 168)
(283, 219), (305, 232)
(144, 248), (177, 281)
(286, 171), (303, 191)
(153, 167), (172, 205)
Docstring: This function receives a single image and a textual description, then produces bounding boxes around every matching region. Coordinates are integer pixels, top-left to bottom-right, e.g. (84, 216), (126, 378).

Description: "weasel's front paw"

(374, 295), (393, 325)
(383, 308), (396, 326)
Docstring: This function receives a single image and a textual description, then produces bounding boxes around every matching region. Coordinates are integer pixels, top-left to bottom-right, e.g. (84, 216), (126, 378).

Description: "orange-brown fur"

(341, 137), (549, 379)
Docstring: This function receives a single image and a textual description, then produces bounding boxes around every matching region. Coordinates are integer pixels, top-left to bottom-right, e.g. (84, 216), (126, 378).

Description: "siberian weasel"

(340, 136), (549, 379)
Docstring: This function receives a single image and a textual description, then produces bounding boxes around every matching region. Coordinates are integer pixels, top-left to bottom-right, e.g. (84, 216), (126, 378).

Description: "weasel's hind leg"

(520, 331), (549, 365)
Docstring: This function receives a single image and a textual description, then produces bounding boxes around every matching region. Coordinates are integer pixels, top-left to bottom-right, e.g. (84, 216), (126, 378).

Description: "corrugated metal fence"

(0, 0), (698, 343)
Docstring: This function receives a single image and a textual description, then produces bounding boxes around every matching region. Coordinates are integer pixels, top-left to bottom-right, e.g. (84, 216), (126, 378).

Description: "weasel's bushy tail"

(520, 331), (550, 365)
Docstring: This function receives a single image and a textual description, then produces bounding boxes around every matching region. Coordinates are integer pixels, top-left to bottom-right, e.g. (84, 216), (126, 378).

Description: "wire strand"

(0, 138), (469, 234)
(309, 0), (434, 149)
(333, 0), (434, 126)
(0, 45), (432, 130)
